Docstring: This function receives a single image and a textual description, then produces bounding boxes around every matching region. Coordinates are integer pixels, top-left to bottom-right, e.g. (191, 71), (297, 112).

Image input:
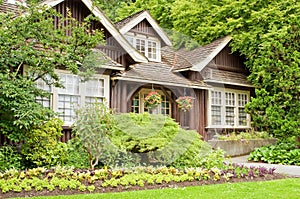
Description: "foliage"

(175, 96), (194, 112)
(20, 118), (68, 168)
(0, 145), (23, 171)
(144, 91), (162, 109)
(170, 0), (300, 140)
(0, 4), (104, 142)
(73, 103), (116, 169)
(114, 0), (175, 29)
(64, 139), (90, 169)
(72, 103), (138, 169)
(0, 165), (278, 195)
(112, 113), (224, 167)
(248, 140), (300, 165)
(217, 131), (271, 141)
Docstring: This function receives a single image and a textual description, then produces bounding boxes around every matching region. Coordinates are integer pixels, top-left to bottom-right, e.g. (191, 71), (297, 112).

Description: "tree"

(73, 103), (117, 169)
(0, 5), (104, 141)
(114, 0), (175, 29)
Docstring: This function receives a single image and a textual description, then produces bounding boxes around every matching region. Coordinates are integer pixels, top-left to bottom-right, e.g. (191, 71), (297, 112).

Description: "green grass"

(13, 178), (300, 199)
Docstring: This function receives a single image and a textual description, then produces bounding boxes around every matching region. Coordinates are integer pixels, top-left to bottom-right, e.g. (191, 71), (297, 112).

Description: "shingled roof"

(0, 2), (23, 14)
(162, 36), (232, 71)
(115, 10), (144, 29)
(113, 62), (209, 89)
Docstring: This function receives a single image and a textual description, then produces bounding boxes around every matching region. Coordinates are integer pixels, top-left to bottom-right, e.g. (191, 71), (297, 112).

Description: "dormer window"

(125, 33), (161, 62)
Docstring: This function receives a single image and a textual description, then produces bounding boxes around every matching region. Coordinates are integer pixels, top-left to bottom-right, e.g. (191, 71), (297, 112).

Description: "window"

(208, 89), (250, 128)
(36, 70), (109, 125)
(131, 89), (171, 116)
(125, 34), (160, 62)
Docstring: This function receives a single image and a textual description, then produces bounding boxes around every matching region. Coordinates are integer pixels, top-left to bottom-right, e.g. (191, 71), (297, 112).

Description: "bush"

(21, 118), (68, 168)
(64, 138), (90, 169)
(110, 113), (225, 168)
(73, 103), (139, 169)
(248, 140), (300, 165)
(217, 131), (271, 141)
(0, 145), (23, 171)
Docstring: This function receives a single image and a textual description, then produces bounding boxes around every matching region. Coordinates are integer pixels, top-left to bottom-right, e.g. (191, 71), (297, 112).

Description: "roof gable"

(171, 36), (232, 72)
(40, 0), (148, 63)
(116, 10), (172, 46)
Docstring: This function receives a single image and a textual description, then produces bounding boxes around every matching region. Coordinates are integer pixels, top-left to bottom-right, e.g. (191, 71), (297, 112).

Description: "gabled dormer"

(115, 10), (172, 62)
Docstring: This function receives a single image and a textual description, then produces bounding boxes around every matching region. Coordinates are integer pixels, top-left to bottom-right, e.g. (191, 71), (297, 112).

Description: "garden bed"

(0, 165), (289, 198)
(208, 138), (278, 156)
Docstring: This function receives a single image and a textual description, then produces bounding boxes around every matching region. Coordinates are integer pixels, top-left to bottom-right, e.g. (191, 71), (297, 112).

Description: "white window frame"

(125, 33), (161, 62)
(131, 89), (171, 116)
(207, 88), (250, 128)
(36, 69), (110, 126)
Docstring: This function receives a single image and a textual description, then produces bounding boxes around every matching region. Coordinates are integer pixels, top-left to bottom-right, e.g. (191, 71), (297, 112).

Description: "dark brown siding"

(214, 46), (247, 73)
(130, 19), (156, 36)
(53, 0), (129, 68)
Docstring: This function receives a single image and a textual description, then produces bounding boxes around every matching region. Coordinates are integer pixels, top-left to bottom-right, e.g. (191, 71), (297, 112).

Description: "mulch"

(1, 173), (295, 199)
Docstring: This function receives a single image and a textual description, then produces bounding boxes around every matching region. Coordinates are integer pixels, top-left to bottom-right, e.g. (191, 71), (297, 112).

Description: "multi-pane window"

(36, 71), (109, 125)
(238, 94), (248, 126)
(136, 39), (146, 55)
(211, 91), (222, 125)
(36, 78), (52, 108)
(125, 35), (160, 62)
(225, 92), (235, 126)
(148, 41), (157, 60)
(161, 95), (171, 115)
(85, 79), (105, 104)
(131, 89), (171, 116)
(209, 89), (250, 127)
(131, 95), (140, 113)
(58, 74), (80, 123)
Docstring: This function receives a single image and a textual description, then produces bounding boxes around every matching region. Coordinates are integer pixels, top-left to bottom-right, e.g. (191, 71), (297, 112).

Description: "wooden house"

(0, 0), (253, 141)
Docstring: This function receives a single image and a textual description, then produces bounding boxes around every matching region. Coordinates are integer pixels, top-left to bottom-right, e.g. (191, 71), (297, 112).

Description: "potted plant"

(144, 91), (162, 109)
(176, 96), (194, 112)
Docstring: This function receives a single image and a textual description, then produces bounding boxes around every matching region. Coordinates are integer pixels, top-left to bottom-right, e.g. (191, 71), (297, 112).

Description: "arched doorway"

(130, 88), (172, 116)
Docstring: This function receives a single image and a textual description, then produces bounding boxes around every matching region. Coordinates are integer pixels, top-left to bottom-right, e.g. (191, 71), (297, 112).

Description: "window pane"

(239, 107), (247, 126)
(225, 92), (235, 106)
(211, 91), (222, 105)
(211, 105), (221, 125)
(238, 94), (248, 106)
(36, 77), (52, 108)
(131, 94), (140, 113)
(59, 74), (79, 95)
(148, 41), (157, 60)
(86, 79), (104, 97)
(58, 94), (79, 123)
(85, 97), (103, 105)
(225, 107), (235, 125)
(136, 39), (145, 55)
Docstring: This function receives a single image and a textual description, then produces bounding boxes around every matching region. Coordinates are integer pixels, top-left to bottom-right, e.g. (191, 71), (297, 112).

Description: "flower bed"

(0, 165), (284, 198)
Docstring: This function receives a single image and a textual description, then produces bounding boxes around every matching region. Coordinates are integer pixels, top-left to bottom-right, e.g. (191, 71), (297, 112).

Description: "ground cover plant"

(12, 178), (300, 199)
(249, 139), (300, 165)
(0, 164), (284, 198)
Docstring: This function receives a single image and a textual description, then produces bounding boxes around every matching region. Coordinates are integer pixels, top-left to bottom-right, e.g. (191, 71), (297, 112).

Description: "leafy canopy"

(0, 4), (104, 141)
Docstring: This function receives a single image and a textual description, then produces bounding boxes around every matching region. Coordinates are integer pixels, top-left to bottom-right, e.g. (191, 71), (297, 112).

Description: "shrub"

(111, 113), (225, 168)
(64, 138), (90, 169)
(21, 118), (68, 168)
(0, 145), (23, 171)
(73, 103), (139, 169)
(217, 131), (271, 141)
(248, 140), (300, 165)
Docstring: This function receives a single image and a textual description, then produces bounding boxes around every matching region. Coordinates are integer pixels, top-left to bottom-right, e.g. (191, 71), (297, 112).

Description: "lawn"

(13, 178), (300, 199)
